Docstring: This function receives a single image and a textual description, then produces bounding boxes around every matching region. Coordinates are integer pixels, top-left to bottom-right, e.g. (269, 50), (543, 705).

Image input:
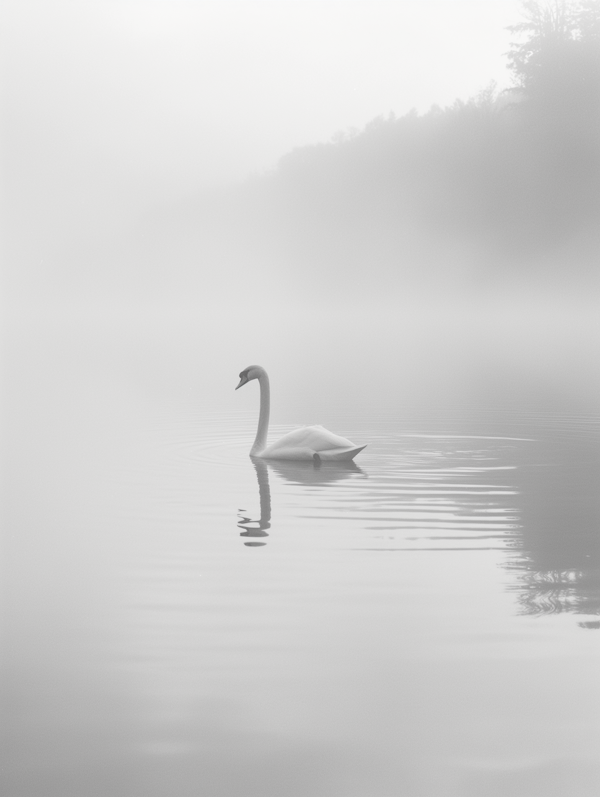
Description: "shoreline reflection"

(507, 429), (600, 620)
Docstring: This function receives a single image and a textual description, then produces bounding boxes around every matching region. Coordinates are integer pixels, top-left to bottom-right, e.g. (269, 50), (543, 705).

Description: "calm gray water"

(3, 302), (600, 797)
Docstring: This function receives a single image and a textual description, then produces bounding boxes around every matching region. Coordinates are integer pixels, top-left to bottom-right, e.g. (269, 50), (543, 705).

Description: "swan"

(235, 365), (366, 461)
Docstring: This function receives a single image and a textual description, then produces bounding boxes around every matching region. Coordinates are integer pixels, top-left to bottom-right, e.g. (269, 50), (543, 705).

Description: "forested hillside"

(251, 0), (600, 291)
(23, 1), (598, 303)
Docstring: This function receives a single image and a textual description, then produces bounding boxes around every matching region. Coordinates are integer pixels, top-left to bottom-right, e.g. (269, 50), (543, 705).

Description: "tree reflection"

(509, 567), (600, 616)
(507, 429), (600, 619)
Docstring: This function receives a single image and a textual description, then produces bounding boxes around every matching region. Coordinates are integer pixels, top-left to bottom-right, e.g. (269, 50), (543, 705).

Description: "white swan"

(236, 365), (366, 462)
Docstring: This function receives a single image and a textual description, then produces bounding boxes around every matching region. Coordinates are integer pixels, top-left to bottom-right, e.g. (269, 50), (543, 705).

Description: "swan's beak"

(235, 375), (248, 390)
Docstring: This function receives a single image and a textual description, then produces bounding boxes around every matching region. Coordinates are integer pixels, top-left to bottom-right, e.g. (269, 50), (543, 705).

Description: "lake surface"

(2, 301), (600, 797)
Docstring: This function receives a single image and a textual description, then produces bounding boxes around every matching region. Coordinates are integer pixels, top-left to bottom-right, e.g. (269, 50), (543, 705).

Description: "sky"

(4, 0), (522, 196)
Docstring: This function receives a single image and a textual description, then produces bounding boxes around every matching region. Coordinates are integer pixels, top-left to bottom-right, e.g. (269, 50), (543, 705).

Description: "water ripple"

(152, 413), (527, 552)
(148, 411), (599, 559)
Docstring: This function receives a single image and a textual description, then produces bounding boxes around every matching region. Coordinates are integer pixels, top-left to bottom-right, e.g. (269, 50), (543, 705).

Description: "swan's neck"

(251, 372), (270, 455)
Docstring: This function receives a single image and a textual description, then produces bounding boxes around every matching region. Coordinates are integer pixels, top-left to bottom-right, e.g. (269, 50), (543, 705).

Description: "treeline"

(250, 0), (600, 286)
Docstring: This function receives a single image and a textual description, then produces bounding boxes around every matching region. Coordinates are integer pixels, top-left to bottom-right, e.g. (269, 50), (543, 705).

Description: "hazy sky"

(5, 0), (522, 199)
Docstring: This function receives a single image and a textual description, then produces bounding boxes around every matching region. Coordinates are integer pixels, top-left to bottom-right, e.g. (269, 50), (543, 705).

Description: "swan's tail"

(317, 445), (366, 462)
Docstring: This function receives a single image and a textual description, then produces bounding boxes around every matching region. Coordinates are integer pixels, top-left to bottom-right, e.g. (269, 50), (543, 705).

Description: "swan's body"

(236, 365), (366, 461)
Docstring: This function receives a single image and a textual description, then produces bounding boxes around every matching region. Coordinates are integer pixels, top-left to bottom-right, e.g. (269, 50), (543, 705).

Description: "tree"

(507, 0), (600, 112)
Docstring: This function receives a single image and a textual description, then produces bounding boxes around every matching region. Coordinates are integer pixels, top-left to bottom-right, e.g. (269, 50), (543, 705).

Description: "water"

(2, 302), (600, 797)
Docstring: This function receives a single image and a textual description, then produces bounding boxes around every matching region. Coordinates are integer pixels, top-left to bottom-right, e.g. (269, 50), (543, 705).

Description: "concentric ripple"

(149, 410), (536, 552)
(148, 409), (600, 556)
(292, 433), (522, 551)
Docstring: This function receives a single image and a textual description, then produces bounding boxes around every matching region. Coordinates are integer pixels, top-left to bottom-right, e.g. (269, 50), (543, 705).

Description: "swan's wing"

(263, 425), (357, 455)
(300, 425), (358, 451)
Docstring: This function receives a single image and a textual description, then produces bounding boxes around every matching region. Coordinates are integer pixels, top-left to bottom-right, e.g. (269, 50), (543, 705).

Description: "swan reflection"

(237, 456), (365, 546)
(237, 459), (272, 547)
(267, 457), (364, 485)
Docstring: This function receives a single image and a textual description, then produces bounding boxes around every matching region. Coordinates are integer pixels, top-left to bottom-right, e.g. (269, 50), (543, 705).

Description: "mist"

(3, 4), (600, 797)
(3, 0), (540, 311)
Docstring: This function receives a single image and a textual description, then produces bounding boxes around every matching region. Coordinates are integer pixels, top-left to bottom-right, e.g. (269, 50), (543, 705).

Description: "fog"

(3, 0), (535, 309)
(4, 2), (598, 313)
(3, 4), (600, 796)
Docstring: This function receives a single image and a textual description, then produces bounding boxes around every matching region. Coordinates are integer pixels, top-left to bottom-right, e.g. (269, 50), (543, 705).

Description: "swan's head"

(236, 365), (265, 390)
